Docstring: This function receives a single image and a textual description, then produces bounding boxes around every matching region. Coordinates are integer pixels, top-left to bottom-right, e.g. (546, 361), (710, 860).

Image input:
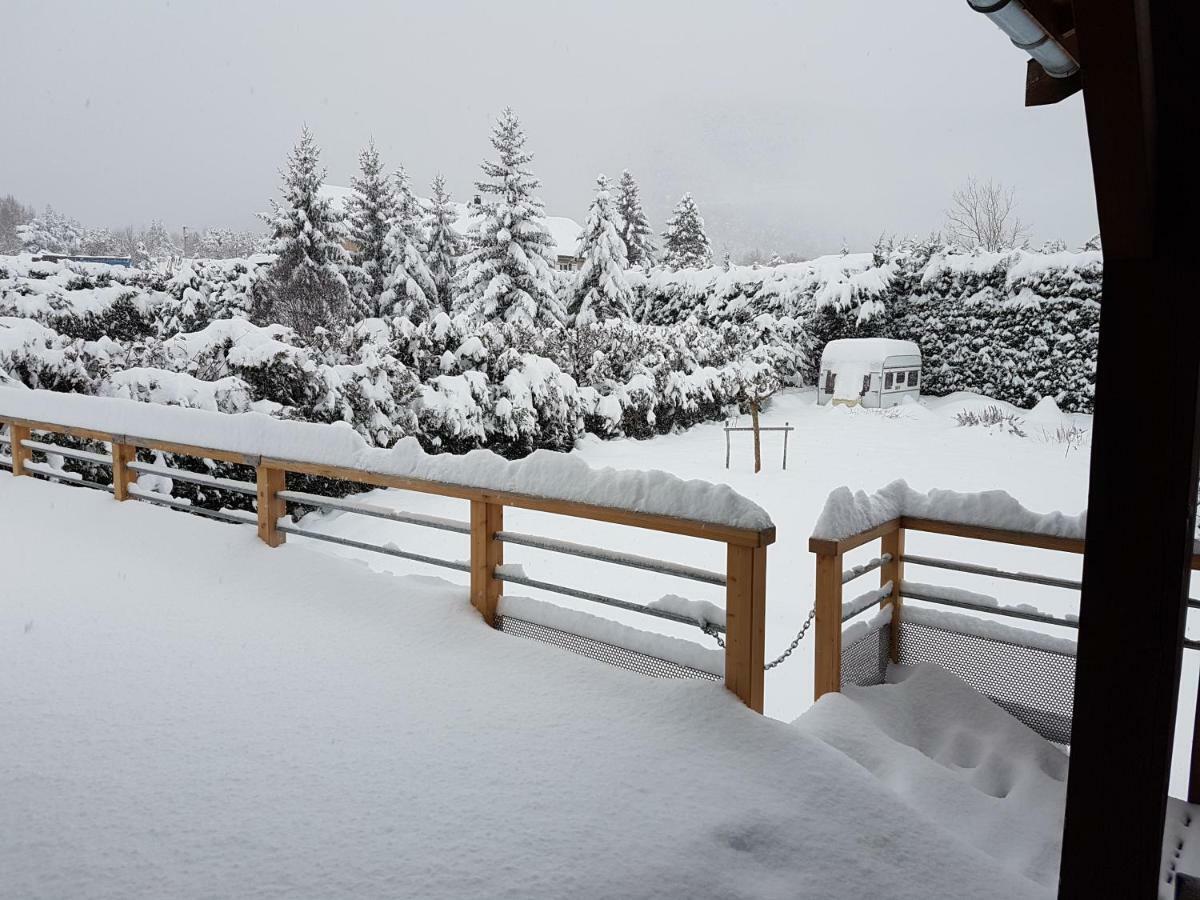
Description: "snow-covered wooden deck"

(0, 474), (1050, 899)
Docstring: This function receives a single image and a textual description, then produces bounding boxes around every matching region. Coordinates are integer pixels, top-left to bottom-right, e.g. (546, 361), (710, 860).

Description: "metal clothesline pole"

(723, 422), (795, 472)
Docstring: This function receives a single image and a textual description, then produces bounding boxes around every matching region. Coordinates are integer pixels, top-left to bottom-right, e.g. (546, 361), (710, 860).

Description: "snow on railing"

(810, 482), (1200, 755)
(0, 392), (777, 711)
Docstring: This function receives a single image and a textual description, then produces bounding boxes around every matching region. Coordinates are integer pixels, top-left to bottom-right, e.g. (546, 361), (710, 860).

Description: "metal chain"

(764, 606), (816, 670)
(701, 605), (817, 671)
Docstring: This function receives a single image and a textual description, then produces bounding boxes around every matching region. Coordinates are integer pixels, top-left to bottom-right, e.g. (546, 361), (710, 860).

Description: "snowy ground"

(1, 474), (1053, 899)
(285, 387), (1199, 796)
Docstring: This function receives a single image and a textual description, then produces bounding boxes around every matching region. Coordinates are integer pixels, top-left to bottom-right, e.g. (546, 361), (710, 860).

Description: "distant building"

(33, 253), (132, 268)
(318, 184), (583, 270)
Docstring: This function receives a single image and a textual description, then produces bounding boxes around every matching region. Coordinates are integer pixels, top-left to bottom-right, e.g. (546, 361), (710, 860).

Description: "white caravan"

(818, 338), (922, 408)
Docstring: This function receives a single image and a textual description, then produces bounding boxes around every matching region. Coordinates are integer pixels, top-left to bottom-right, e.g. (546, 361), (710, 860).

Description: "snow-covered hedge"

(633, 243), (1102, 412)
(0, 254), (801, 468)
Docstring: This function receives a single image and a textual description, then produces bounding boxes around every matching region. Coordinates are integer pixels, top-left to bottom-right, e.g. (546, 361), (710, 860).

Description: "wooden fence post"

(880, 526), (904, 663)
(8, 423), (30, 477)
(256, 465), (286, 547)
(470, 500), (503, 626)
(725, 543), (767, 712)
(813, 550), (843, 700)
(111, 442), (137, 501)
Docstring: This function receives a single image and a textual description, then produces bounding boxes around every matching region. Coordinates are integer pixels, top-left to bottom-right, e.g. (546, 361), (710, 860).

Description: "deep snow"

(0, 474), (1047, 900)
(280, 386), (1200, 797)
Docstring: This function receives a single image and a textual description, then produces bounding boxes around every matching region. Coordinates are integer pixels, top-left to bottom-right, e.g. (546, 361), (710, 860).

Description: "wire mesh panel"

(841, 623), (891, 688)
(496, 615), (720, 681)
(897, 619), (1076, 745)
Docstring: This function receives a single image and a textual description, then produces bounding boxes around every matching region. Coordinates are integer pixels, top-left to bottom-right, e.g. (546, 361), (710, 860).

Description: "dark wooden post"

(880, 527), (904, 663)
(470, 500), (503, 626)
(812, 548), (842, 700)
(8, 423), (30, 476)
(256, 465), (286, 548)
(725, 543), (767, 711)
(1060, 2), (1195, 895)
(111, 442), (137, 501)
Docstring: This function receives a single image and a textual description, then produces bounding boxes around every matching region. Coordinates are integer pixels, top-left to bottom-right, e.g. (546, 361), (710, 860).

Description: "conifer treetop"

(570, 174), (634, 326)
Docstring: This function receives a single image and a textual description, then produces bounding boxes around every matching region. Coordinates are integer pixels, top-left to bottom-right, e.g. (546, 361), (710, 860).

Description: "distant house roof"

(319, 184), (582, 260)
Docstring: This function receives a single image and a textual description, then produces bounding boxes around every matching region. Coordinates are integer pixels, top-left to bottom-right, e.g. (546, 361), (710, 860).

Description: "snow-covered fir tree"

(257, 127), (353, 336)
(454, 107), (562, 326)
(615, 169), (655, 268)
(661, 193), (711, 269)
(195, 228), (260, 259)
(17, 206), (84, 254)
(0, 195), (36, 254)
(424, 174), (462, 313)
(380, 166), (438, 323)
(569, 175), (635, 325)
(80, 227), (117, 256)
(140, 221), (179, 262)
(346, 139), (397, 319)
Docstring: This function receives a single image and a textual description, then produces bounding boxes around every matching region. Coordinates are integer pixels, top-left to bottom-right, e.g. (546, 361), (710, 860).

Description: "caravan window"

(884, 372), (894, 390)
(907, 370), (919, 387)
(861, 374), (870, 395)
(824, 370), (836, 393)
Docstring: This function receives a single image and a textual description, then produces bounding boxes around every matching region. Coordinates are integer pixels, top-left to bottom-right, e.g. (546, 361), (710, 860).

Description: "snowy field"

(0, 474), (1056, 900)
(283, 387), (1200, 795)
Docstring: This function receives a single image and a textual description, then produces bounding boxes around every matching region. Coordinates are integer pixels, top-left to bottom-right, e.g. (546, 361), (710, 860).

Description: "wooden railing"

(0, 414), (776, 711)
(811, 514), (1200, 797)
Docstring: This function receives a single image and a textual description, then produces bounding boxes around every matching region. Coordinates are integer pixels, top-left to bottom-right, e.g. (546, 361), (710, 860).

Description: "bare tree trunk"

(751, 400), (762, 474)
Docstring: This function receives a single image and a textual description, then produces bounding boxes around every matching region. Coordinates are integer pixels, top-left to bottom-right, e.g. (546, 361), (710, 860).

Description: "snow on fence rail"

(810, 482), (1200, 762)
(0, 391), (777, 711)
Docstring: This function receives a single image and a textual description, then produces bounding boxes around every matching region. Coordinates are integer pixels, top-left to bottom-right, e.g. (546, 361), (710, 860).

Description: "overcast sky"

(0, 0), (1099, 257)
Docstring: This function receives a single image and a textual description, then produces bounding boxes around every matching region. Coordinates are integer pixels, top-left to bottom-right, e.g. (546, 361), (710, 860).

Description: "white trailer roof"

(821, 338), (921, 368)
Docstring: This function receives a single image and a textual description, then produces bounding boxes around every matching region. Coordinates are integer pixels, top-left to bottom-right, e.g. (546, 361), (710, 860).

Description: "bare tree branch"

(945, 177), (1031, 252)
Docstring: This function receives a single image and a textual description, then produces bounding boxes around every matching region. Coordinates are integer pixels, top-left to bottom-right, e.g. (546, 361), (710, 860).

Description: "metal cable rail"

(276, 489), (471, 534)
(841, 583), (894, 623)
(902, 586), (1080, 630)
(130, 488), (258, 526)
(20, 439), (114, 466)
(128, 460), (258, 496)
(494, 568), (720, 631)
(276, 522), (471, 573)
(842, 554), (891, 585)
(23, 464), (114, 493)
(904, 553), (1082, 591)
(495, 530), (726, 586)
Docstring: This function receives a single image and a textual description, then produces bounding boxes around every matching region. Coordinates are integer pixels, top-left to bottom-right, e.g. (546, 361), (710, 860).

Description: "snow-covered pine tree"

(80, 227), (117, 256)
(380, 166), (438, 323)
(569, 174), (635, 325)
(0, 195), (36, 254)
(140, 221), (179, 263)
(661, 193), (711, 269)
(17, 206), (84, 254)
(454, 107), (562, 326)
(615, 169), (655, 268)
(424, 173), (462, 313)
(347, 139), (397, 319)
(257, 127), (353, 336)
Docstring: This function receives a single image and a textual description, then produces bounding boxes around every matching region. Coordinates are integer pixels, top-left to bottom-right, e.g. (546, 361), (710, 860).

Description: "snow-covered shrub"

(418, 370), (490, 453)
(0, 317), (97, 394)
(98, 368), (254, 414)
(954, 405), (1027, 437)
(893, 247), (1101, 411)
